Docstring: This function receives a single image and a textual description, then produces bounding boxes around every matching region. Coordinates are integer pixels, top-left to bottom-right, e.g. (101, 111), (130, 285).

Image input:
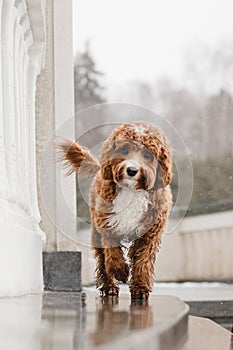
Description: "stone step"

(180, 316), (232, 350)
(0, 291), (232, 349)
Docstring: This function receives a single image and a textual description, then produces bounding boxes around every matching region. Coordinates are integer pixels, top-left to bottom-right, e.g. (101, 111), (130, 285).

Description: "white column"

(53, 0), (76, 249)
(36, 0), (77, 251)
(0, 0), (45, 296)
(0, 2), (9, 202)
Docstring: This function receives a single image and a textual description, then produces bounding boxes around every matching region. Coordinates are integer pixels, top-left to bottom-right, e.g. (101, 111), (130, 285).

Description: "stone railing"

(156, 210), (233, 281)
(0, 0), (45, 296)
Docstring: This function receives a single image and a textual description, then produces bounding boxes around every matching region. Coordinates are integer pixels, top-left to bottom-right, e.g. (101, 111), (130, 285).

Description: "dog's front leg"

(101, 235), (129, 284)
(128, 229), (161, 300)
(104, 246), (129, 283)
(94, 247), (120, 296)
(92, 229), (119, 296)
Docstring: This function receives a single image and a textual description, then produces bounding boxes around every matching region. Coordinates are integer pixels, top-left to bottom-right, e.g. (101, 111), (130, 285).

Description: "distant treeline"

(171, 151), (233, 216)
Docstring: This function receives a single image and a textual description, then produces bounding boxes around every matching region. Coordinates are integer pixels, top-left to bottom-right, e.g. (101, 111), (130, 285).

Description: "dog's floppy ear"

(100, 139), (116, 180)
(154, 145), (172, 189)
(101, 161), (113, 180)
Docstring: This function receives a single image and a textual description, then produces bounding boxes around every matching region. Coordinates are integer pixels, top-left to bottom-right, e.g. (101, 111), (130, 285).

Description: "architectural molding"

(0, 0), (45, 296)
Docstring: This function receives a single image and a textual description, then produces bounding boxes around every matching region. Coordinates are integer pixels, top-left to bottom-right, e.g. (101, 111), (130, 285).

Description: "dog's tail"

(57, 139), (100, 177)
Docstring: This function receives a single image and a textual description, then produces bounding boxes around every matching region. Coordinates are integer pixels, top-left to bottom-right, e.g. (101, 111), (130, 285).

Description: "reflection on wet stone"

(40, 292), (86, 350)
(129, 300), (153, 330)
(90, 296), (129, 346)
(0, 291), (232, 350)
(40, 292), (188, 350)
(90, 297), (153, 347)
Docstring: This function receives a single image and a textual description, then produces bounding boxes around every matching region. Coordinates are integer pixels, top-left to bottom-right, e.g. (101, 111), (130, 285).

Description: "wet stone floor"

(0, 290), (232, 350)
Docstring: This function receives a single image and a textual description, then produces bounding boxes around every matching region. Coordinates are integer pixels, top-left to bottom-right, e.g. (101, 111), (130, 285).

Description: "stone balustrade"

(157, 210), (233, 281)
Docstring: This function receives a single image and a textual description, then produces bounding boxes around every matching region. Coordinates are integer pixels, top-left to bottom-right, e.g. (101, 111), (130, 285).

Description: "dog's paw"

(107, 261), (129, 283)
(106, 285), (119, 296)
(100, 284), (119, 296)
(130, 286), (150, 300)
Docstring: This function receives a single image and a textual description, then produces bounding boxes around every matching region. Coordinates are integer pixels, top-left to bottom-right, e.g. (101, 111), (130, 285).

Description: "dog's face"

(100, 122), (172, 191)
(105, 139), (158, 190)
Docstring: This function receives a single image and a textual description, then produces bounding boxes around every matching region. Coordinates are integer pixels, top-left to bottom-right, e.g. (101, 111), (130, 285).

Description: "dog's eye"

(144, 151), (153, 160)
(121, 147), (128, 155)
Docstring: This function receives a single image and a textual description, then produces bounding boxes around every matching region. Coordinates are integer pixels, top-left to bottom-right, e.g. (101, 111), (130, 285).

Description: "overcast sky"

(72, 0), (233, 96)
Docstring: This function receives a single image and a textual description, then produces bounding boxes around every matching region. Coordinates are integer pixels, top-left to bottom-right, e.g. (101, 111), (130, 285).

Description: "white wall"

(0, 0), (45, 296)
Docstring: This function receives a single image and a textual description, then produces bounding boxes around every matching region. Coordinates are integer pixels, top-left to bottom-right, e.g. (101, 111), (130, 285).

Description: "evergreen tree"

(74, 41), (105, 111)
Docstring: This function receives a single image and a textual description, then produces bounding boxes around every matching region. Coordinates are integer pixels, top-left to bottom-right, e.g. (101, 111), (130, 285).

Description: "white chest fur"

(107, 188), (149, 238)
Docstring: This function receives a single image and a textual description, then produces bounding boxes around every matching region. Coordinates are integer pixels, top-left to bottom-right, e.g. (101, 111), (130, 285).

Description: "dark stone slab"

(43, 251), (82, 292)
(187, 301), (233, 331)
(187, 300), (233, 318)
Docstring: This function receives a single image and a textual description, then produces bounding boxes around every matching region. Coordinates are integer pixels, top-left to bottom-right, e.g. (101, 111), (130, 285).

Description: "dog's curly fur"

(58, 121), (172, 299)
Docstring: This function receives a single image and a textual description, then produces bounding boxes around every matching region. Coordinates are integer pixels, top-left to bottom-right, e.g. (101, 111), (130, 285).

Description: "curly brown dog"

(59, 121), (172, 299)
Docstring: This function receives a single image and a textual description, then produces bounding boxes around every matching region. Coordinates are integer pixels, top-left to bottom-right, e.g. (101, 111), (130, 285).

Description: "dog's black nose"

(127, 167), (138, 177)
